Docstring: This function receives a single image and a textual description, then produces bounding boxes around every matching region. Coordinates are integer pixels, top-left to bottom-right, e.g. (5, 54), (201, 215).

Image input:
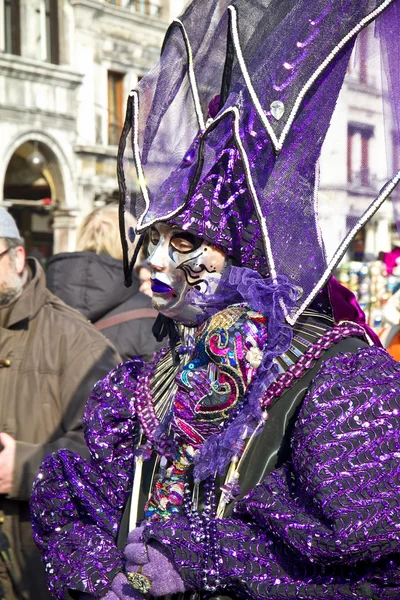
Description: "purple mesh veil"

(118, 0), (400, 324)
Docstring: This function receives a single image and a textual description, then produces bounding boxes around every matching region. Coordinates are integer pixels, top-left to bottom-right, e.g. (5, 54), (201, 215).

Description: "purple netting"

(118, 0), (400, 321)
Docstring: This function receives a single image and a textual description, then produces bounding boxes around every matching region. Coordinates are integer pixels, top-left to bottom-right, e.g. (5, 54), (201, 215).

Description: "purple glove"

(126, 526), (145, 544)
(124, 533), (185, 597)
(101, 527), (185, 599)
(102, 573), (141, 600)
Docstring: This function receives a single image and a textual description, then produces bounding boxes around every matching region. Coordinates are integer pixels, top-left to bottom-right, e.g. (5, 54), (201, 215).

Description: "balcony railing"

(105, 0), (162, 18)
(348, 168), (378, 191)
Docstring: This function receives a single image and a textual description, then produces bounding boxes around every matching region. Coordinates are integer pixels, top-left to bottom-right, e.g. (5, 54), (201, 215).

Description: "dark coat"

(46, 252), (163, 362)
(0, 258), (120, 599)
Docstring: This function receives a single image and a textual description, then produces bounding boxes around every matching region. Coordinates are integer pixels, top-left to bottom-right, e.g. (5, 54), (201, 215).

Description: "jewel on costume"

(270, 100), (285, 120)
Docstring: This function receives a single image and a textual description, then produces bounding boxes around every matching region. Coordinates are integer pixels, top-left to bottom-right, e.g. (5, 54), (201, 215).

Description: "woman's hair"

(76, 204), (136, 261)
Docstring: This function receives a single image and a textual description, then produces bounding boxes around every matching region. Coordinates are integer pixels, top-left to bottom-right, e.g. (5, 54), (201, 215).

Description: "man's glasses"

(0, 247), (11, 260)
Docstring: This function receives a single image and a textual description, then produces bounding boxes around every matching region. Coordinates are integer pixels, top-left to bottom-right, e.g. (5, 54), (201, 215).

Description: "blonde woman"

(46, 204), (163, 361)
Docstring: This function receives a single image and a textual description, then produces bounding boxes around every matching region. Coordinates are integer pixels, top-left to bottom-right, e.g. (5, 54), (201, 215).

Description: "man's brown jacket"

(0, 258), (120, 599)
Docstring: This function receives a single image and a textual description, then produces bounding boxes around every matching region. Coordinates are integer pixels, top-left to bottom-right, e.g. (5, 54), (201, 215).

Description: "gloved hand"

(101, 527), (185, 599)
(100, 529), (145, 600)
(101, 573), (141, 600)
(124, 528), (185, 597)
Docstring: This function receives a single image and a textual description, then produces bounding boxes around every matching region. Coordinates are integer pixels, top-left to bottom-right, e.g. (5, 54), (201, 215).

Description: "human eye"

(149, 227), (160, 245)
(170, 231), (202, 253)
(170, 236), (195, 253)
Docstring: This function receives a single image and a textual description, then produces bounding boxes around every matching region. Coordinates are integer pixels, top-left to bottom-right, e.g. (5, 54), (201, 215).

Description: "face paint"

(147, 223), (228, 325)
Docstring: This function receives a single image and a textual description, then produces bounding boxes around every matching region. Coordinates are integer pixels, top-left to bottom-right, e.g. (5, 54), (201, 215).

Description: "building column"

(375, 218), (391, 254)
(166, 0), (186, 20)
(364, 223), (376, 257)
(52, 208), (79, 253)
(21, 0), (39, 60)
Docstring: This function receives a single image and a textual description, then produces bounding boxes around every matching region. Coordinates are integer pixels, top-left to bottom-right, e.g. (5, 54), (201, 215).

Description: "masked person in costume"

(31, 1), (400, 599)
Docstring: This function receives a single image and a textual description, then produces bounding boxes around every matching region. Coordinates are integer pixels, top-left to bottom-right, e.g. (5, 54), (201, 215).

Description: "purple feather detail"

(193, 267), (299, 481)
(220, 478), (241, 503)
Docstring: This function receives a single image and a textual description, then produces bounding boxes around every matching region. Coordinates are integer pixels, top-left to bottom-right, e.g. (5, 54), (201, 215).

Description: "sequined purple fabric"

(171, 145), (267, 275)
(31, 360), (146, 600)
(31, 340), (400, 599)
(146, 347), (400, 598)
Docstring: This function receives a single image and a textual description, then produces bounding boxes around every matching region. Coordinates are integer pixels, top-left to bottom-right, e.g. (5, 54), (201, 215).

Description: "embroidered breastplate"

(133, 307), (366, 524)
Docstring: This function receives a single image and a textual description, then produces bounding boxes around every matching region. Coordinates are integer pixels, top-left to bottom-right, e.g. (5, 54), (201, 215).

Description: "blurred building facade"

(319, 27), (399, 264)
(0, 0), (185, 259)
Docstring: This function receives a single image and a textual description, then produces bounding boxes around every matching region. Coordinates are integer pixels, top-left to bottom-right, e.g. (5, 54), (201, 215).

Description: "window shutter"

(50, 0), (59, 64)
(11, 0), (21, 55)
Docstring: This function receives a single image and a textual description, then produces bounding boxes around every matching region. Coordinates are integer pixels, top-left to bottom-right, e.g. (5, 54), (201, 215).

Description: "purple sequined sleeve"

(146, 347), (400, 599)
(31, 359), (145, 600)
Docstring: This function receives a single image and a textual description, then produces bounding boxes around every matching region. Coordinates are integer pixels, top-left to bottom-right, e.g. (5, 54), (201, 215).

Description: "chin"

(151, 295), (177, 315)
(151, 292), (170, 312)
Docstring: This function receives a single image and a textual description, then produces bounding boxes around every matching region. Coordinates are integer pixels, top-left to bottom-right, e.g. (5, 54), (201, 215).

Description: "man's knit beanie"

(0, 208), (21, 240)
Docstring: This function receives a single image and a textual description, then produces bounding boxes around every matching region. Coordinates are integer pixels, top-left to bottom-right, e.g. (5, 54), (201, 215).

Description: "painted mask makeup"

(147, 223), (228, 325)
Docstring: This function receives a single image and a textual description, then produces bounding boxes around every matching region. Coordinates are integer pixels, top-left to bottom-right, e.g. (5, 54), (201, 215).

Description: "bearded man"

(0, 208), (120, 600)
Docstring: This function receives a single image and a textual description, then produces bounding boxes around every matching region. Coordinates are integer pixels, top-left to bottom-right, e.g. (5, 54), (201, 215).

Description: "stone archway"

(2, 138), (67, 263)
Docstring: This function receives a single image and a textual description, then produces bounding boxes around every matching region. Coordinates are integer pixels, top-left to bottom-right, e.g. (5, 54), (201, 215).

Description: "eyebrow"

(170, 231), (193, 238)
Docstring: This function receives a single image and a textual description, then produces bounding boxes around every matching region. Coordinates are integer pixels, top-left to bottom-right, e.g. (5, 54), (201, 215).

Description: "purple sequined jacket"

(31, 346), (400, 600)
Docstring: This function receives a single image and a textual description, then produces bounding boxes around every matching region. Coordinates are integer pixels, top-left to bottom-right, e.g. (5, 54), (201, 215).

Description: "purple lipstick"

(151, 278), (174, 294)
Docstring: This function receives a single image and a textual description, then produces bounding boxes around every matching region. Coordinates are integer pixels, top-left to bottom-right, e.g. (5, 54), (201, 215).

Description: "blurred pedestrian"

(0, 208), (120, 599)
(138, 265), (152, 297)
(46, 204), (162, 362)
(136, 231), (152, 297)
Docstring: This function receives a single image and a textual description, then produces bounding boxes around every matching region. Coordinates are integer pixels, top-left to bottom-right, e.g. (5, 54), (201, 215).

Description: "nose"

(149, 260), (164, 273)
(147, 241), (168, 272)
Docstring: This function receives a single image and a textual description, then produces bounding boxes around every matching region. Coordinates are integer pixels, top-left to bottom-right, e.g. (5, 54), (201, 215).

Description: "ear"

(14, 246), (26, 275)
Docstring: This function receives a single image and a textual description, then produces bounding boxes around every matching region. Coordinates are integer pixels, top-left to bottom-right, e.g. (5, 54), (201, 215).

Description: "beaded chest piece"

(132, 306), (367, 525)
(171, 305), (268, 445)
(144, 305), (268, 522)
